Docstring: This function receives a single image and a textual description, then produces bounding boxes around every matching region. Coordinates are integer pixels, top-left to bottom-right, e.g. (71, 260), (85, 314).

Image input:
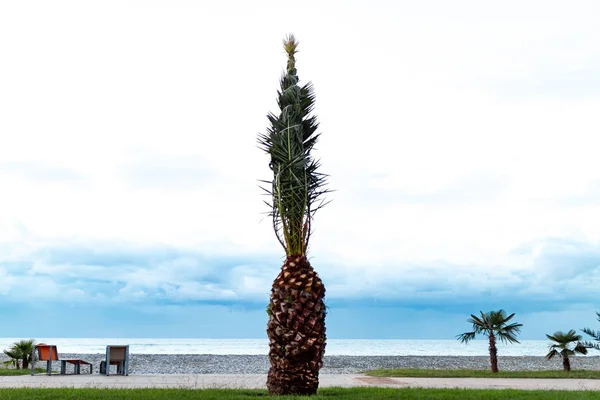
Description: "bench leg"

(106, 347), (110, 376)
(125, 347), (129, 376)
(48, 347), (53, 376)
(31, 348), (35, 376)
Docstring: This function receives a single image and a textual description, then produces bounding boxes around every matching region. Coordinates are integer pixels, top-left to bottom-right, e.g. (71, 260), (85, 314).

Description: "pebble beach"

(19, 354), (600, 374)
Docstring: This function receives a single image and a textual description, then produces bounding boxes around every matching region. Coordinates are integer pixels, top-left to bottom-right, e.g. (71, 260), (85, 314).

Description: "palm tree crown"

(3, 348), (22, 369)
(457, 309), (522, 344)
(2, 339), (35, 370)
(12, 339), (35, 369)
(546, 330), (587, 359)
(258, 34), (329, 257)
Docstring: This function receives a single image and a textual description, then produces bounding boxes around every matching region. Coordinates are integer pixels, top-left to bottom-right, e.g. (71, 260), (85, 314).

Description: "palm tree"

(457, 310), (522, 373)
(258, 34), (330, 396)
(3, 348), (22, 369)
(3, 339), (36, 370)
(546, 330), (587, 371)
(12, 339), (35, 370)
(581, 311), (600, 350)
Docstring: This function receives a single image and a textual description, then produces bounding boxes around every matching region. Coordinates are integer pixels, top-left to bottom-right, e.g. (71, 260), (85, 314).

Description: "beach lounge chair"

(30, 344), (93, 375)
(99, 345), (130, 376)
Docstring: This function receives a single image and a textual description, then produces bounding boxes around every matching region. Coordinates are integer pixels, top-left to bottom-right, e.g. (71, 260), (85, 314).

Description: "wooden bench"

(30, 344), (93, 375)
(100, 345), (129, 376)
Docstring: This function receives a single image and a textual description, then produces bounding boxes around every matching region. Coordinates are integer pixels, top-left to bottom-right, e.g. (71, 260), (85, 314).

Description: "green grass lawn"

(0, 368), (47, 376)
(0, 388), (597, 400)
(366, 368), (600, 379)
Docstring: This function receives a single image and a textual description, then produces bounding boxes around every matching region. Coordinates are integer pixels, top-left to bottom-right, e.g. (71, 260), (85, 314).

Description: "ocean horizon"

(0, 338), (588, 357)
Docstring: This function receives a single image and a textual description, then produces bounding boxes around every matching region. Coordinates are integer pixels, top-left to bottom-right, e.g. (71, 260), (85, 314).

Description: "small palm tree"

(546, 330), (587, 371)
(582, 311), (600, 350)
(12, 339), (35, 370)
(3, 348), (22, 369)
(457, 309), (522, 373)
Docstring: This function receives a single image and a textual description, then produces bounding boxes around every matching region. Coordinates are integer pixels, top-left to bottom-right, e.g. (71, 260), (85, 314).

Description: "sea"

(0, 338), (577, 357)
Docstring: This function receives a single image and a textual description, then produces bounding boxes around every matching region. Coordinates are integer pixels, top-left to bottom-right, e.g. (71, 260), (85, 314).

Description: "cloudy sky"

(1, 0), (600, 340)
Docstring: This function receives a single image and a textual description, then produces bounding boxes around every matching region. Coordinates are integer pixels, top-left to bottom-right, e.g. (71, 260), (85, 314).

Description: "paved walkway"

(1, 374), (600, 391)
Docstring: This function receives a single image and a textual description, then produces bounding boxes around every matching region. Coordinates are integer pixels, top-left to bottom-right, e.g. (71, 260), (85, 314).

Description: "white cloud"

(0, 235), (598, 314)
(0, 0), (599, 294)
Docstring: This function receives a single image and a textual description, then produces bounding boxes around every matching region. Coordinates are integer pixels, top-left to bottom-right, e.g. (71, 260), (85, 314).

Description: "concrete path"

(1, 374), (600, 391)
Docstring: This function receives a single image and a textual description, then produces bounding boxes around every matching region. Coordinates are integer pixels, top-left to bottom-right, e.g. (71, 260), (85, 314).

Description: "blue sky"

(1, 0), (600, 340)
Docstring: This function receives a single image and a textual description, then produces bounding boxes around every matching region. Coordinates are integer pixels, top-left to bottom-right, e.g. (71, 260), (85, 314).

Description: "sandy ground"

(1, 374), (600, 391)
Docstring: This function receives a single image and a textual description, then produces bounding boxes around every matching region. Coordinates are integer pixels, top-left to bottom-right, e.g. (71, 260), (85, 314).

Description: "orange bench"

(30, 344), (93, 375)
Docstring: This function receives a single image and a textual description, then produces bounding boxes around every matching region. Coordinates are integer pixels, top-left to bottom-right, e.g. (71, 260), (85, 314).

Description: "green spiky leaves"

(258, 35), (329, 256)
(546, 329), (588, 359)
(457, 310), (522, 344)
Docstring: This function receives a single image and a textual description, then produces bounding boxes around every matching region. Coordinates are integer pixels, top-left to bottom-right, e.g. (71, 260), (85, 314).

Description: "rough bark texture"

(488, 333), (499, 373)
(266, 255), (326, 395)
(563, 355), (571, 371)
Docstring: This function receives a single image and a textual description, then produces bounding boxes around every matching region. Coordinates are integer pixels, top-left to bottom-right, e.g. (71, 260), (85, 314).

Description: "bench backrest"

(107, 346), (127, 362)
(36, 345), (59, 361)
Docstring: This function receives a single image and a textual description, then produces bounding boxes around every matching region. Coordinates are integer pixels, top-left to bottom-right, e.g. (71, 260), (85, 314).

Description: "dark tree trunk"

(266, 255), (326, 395)
(22, 358), (29, 370)
(488, 333), (499, 373)
(562, 354), (571, 372)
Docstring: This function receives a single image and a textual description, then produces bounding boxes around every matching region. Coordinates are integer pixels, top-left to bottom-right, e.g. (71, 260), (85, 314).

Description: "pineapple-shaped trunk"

(266, 255), (326, 395)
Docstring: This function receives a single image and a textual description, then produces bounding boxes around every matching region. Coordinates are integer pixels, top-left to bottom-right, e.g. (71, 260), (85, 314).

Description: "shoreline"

(14, 354), (600, 374)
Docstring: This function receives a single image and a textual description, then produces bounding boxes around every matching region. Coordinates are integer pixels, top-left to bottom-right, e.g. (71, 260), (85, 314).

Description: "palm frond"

(467, 314), (486, 331)
(3, 349), (21, 359)
(546, 333), (559, 342)
(456, 331), (477, 344)
(550, 330), (582, 343)
(460, 310), (522, 346)
(480, 311), (492, 329)
(258, 35), (330, 256)
(502, 312), (515, 324)
(566, 329), (581, 340)
(574, 342), (588, 355)
(502, 322), (523, 335)
(487, 309), (505, 326)
(497, 331), (521, 344)
(546, 348), (559, 360)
